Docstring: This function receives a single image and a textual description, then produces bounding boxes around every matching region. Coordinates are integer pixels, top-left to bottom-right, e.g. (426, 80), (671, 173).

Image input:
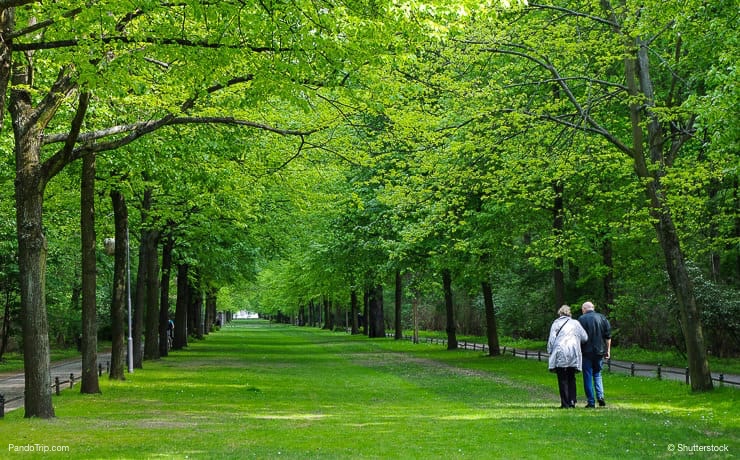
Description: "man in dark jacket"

(579, 301), (611, 408)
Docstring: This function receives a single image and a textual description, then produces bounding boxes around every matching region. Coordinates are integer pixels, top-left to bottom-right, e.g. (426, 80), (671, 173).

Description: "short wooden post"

(98, 363), (103, 377)
(657, 364), (662, 380)
(685, 367), (690, 385)
(55, 377), (61, 395)
(0, 393), (5, 418)
(719, 374), (724, 387)
(70, 373), (75, 388)
(630, 363), (635, 377)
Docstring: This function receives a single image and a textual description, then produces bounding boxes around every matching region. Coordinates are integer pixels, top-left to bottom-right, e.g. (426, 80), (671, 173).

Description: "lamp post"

(125, 226), (133, 374)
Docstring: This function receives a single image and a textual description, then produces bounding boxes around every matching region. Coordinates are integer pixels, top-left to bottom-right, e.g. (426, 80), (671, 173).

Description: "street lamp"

(125, 227), (133, 374)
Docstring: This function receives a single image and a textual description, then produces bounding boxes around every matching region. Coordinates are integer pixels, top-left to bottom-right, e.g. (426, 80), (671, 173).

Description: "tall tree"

(79, 148), (100, 394)
(2, 0), (375, 418)
(108, 189), (128, 380)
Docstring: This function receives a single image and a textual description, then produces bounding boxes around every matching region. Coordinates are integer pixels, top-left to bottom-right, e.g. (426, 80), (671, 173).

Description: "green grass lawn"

(1, 321), (737, 459)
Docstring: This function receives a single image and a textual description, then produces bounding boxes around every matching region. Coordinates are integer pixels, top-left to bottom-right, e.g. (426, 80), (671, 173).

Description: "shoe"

(598, 399), (606, 407)
(585, 403), (595, 408)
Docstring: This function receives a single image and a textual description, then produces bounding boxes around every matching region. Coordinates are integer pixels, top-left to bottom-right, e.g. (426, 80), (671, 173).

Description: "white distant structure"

(234, 310), (260, 319)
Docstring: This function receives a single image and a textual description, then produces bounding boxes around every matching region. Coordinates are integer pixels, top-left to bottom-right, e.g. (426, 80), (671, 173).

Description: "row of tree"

(0, 0), (736, 419)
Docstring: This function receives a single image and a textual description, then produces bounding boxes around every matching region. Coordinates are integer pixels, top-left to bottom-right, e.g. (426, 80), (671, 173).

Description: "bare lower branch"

(13, 36), (282, 52)
(0, 0), (37, 8)
(7, 6), (84, 39)
(43, 115), (316, 147)
(527, 3), (618, 28)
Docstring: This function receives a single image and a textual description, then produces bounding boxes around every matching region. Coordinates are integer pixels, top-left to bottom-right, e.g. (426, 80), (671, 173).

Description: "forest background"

(0, 0), (737, 418)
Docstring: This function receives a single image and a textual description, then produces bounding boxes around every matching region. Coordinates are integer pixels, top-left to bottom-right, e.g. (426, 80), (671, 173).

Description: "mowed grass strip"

(1, 321), (737, 459)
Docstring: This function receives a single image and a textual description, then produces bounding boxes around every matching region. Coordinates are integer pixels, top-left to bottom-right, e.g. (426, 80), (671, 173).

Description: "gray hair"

(582, 301), (595, 312)
(558, 305), (572, 317)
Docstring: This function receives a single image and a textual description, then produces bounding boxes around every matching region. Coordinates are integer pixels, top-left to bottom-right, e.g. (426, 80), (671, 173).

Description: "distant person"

(578, 301), (612, 408)
(167, 319), (175, 339)
(547, 305), (588, 408)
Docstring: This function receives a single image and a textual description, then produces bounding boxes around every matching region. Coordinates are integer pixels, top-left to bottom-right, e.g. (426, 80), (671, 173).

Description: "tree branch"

(7, 6), (84, 40)
(44, 113), (319, 162)
(480, 45), (635, 158)
(527, 3), (619, 28)
(0, 0), (37, 8)
(13, 35), (283, 52)
(27, 67), (76, 134)
(180, 75), (254, 112)
(43, 91), (90, 180)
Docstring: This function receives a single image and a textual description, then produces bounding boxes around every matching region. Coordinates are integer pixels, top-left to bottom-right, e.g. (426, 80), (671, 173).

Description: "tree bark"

(0, 287), (12, 361)
(442, 269), (458, 350)
(143, 228), (160, 361)
(482, 281), (501, 356)
(9, 45), (69, 418)
(552, 180), (565, 310)
(173, 263), (189, 350)
(394, 270), (402, 340)
(367, 284), (385, 338)
(602, 238), (614, 317)
(623, 38), (713, 391)
(109, 190), (128, 380)
(350, 289), (359, 335)
(323, 296), (333, 330)
(159, 230), (173, 357)
(133, 230), (147, 369)
(80, 153), (100, 394)
(363, 289), (369, 336)
(205, 287), (216, 333)
(188, 274), (203, 339)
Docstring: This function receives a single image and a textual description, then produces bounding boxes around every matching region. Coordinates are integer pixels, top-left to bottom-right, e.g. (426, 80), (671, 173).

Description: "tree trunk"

(109, 190), (128, 380)
(552, 181), (565, 310)
(0, 287), (12, 361)
(323, 296), (333, 330)
(394, 270), (402, 340)
(143, 229), (160, 361)
(205, 287), (216, 334)
(442, 269), (458, 350)
(133, 232), (146, 369)
(623, 39), (713, 391)
(14, 172), (54, 418)
(173, 263), (189, 350)
(350, 289), (359, 335)
(363, 289), (369, 336)
(602, 238), (614, 317)
(11, 73), (56, 418)
(188, 274), (203, 339)
(482, 281), (501, 356)
(368, 284), (385, 338)
(80, 153), (100, 394)
(412, 295), (419, 344)
(159, 230), (173, 357)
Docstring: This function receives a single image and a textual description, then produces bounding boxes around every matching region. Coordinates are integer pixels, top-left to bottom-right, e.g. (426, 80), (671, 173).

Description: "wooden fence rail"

(0, 361), (109, 418)
(386, 333), (740, 388)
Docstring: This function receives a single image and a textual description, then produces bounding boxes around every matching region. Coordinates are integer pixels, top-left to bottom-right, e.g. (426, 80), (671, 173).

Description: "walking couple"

(547, 301), (611, 408)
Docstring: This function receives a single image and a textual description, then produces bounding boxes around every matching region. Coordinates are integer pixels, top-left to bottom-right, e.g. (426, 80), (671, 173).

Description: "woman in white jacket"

(547, 305), (589, 408)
